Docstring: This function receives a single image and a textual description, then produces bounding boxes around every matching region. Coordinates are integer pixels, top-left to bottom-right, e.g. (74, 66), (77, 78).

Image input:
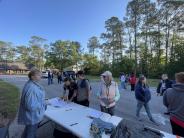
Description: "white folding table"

(45, 97), (121, 138)
(45, 97), (177, 138)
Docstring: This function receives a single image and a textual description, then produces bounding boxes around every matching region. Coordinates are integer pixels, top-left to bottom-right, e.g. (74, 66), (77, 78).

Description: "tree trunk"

(158, 24), (161, 64)
(165, 13), (170, 67)
(119, 33), (123, 60)
(134, 15), (137, 74)
(170, 30), (175, 62)
(128, 27), (132, 59)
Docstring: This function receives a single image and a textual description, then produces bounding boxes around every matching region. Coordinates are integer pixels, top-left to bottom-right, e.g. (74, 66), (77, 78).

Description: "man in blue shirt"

(18, 69), (47, 138)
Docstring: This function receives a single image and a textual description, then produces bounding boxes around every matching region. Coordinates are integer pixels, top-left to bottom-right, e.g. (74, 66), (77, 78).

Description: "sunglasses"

(102, 76), (106, 78)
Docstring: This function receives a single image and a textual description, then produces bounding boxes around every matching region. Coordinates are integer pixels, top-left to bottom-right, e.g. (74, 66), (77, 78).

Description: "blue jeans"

(48, 78), (52, 85)
(136, 100), (153, 120)
(121, 81), (126, 89)
(21, 124), (38, 138)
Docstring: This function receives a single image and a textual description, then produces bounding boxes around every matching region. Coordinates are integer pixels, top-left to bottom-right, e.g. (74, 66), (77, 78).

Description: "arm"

(163, 90), (169, 107)
(96, 83), (102, 99)
(96, 90), (101, 98)
(61, 86), (66, 98)
(85, 80), (91, 100)
(157, 82), (162, 94)
(62, 86), (69, 101)
(69, 84), (78, 101)
(114, 85), (120, 102)
(69, 90), (77, 101)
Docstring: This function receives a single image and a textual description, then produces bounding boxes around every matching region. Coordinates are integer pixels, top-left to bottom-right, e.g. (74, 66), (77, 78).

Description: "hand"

(67, 99), (72, 103)
(45, 99), (50, 105)
(108, 98), (115, 103)
(63, 96), (68, 101)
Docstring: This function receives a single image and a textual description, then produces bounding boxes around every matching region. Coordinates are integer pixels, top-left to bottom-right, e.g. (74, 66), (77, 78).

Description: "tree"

(167, 36), (184, 77)
(81, 54), (101, 75)
(45, 40), (81, 70)
(0, 41), (8, 61)
(126, 0), (144, 74)
(124, 17), (134, 59)
(101, 17), (124, 72)
(158, 0), (184, 67)
(87, 36), (100, 56)
(29, 36), (47, 70)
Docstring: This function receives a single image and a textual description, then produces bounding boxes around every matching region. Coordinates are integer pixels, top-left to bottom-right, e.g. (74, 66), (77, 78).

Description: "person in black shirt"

(157, 74), (172, 96)
(62, 77), (77, 102)
(57, 71), (62, 84)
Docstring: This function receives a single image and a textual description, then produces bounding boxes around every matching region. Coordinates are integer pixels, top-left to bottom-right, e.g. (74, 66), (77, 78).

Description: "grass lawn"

(86, 75), (159, 87)
(0, 80), (20, 126)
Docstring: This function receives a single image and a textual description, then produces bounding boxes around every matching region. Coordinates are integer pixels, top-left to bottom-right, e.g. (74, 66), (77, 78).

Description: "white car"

(42, 70), (49, 78)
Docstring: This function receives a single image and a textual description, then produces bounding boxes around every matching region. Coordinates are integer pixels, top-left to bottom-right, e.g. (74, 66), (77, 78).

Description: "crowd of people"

(17, 68), (184, 138)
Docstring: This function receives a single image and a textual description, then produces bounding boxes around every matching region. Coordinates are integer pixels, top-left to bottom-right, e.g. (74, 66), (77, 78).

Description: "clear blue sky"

(0, 0), (128, 49)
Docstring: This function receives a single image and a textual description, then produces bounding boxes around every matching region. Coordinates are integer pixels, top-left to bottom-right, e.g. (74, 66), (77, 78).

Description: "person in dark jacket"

(135, 75), (158, 125)
(48, 71), (51, 85)
(57, 71), (62, 84)
(163, 72), (184, 137)
(157, 74), (173, 115)
(157, 74), (172, 96)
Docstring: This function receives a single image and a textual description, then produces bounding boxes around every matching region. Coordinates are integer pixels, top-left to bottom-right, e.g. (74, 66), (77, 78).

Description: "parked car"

(63, 71), (76, 80)
(41, 70), (49, 78)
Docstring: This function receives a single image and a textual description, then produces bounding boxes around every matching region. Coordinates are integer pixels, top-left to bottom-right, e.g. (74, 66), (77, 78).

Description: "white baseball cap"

(101, 71), (112, 77)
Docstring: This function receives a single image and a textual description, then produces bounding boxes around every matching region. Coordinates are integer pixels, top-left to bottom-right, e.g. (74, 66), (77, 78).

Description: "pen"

(65, 109), (72, 111)
(70, 123), (78, 126)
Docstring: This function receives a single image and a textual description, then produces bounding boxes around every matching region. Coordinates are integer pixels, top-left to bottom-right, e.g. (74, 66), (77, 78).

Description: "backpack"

(78, 79), (92, 91)
(111, 119), (164, 138)
(90, 118), (115, 138)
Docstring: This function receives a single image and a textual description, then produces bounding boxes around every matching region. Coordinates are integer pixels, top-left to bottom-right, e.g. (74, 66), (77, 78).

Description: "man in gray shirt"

(76, 70), (91, 107)
(163, 72), (184, 137)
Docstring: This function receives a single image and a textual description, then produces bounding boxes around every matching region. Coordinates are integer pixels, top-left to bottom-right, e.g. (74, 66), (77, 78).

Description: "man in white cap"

(97, 71), (120, 115)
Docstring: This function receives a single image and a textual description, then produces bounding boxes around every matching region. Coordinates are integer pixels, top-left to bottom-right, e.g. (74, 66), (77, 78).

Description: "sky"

(0, 0), (129, 50)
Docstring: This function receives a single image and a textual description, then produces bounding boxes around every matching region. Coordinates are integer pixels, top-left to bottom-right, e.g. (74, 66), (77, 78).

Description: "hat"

(139, 74), (145, 80)
(101, 71), (112, 77)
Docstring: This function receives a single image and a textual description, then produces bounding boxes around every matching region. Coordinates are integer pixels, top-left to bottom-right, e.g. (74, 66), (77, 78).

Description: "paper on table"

(86, 108), (103, 118)
(48, 97), (67, 107)
(108, 116), (122, 126)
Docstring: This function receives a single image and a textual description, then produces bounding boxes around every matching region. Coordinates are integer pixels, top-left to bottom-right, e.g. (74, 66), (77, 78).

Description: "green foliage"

(167, 38), (184, 78)
(101, 16), (124, 64)
(87, 36), (100, 55)
(45, 40), (81, 70)
(112, 57), (135, 77)
(29, 36), (47, 70)
(82, 54), (101, 75)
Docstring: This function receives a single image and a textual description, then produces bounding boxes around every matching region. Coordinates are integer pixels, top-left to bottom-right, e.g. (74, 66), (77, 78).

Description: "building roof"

(0, 62), (30, 70)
